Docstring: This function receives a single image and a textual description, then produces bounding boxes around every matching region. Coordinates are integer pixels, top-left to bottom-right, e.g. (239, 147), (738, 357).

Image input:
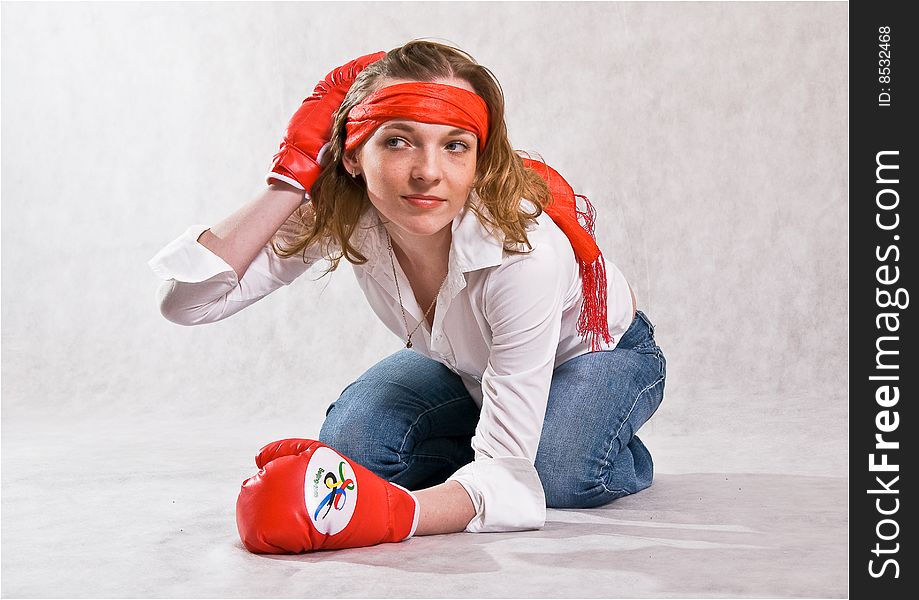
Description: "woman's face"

(344, 76), (481, 242)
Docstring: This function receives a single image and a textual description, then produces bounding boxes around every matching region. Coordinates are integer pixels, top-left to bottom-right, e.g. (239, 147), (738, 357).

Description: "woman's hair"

(272, 39), (554, 276)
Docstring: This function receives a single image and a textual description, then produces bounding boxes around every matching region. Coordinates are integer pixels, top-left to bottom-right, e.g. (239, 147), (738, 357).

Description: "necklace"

(385, 229), (450, 348)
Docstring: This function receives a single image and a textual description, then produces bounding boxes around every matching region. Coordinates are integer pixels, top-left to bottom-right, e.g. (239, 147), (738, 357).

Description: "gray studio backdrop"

(2, 1), (847, 594)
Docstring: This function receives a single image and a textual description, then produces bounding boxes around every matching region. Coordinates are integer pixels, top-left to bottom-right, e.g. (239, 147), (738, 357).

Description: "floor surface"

(1, 416), (847, 598)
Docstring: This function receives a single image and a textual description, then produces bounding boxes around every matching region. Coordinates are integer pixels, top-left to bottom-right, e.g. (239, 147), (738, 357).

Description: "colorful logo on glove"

(314, 461), (355, 520)
(304, 446), (358, 535)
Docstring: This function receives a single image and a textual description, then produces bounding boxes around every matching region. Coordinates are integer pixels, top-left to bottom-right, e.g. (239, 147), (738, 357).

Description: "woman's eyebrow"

(381, 123), (475, 138)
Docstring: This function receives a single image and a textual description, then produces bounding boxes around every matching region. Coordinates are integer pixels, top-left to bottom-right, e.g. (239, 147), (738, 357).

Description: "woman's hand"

(267, 51), (386, 191)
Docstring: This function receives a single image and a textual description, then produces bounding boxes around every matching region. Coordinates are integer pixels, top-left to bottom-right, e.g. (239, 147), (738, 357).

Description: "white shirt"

(147, 192), (635, 533)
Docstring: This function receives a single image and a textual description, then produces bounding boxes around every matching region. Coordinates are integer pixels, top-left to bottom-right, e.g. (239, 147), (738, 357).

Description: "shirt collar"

(449, 191), (507, 272)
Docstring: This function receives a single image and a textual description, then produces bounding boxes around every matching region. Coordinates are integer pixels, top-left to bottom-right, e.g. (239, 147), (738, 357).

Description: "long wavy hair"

(272, 39), (554, 276)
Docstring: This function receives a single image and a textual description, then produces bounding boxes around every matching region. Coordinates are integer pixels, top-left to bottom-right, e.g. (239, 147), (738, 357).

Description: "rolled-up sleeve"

(447, 241), (568, 532)
(147, 224), (324, 325)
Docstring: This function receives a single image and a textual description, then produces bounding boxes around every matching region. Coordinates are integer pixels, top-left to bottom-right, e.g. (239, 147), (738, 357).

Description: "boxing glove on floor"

(267, 51), (386, 191)
(236, 438), (419, 554)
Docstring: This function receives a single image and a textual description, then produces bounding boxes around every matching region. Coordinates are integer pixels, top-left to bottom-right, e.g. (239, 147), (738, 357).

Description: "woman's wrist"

(268, 180), (306, 196)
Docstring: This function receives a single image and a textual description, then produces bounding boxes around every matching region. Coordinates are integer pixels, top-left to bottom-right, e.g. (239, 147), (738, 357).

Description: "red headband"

(345, 82), (489, 154)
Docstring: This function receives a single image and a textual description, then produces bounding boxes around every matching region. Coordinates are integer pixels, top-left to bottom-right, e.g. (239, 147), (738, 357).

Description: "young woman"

(148, 40), (667, 553)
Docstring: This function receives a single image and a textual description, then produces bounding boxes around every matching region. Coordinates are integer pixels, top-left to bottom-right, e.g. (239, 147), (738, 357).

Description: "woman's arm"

(412, 481), (476, 536)
(148, 182), (322, 326)
(196, 181), (306, 280)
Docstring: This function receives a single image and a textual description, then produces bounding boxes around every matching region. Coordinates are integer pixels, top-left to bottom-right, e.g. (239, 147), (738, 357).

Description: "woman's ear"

(341, 151), (360, 176)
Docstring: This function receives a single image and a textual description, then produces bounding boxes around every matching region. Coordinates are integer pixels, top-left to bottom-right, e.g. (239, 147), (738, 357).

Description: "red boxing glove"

(236, 438), (419, 554)
(267, 51), (386, 191)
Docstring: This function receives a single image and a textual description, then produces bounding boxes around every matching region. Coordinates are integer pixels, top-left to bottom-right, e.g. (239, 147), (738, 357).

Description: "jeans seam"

(396, 396), (474, 467)
(597, 372), (665, 495)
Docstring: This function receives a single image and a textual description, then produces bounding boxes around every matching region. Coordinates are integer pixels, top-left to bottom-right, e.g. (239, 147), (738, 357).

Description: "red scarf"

(345, 82), (613, 350)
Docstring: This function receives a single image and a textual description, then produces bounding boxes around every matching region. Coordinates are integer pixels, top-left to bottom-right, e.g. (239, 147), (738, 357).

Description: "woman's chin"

(370, 199), (462, 238)
(385, 213), (454, 237)
(398, 221), (450, 237)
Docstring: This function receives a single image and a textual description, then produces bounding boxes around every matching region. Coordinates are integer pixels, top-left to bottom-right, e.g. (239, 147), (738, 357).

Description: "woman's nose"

(411, 148), (443, 182)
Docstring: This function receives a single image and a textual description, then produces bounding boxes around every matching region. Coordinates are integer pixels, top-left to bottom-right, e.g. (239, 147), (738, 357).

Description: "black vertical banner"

(851, 1), (914, 597)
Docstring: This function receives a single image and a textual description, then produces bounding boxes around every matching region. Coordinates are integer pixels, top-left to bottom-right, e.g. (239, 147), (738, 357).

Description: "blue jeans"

(319, 310), (666, 508)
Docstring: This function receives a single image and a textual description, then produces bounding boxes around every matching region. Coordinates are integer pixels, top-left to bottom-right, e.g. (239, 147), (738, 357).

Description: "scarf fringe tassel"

(574, 193), (613, 352)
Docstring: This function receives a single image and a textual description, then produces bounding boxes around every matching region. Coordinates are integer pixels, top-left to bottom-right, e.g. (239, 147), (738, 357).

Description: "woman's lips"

(403, 195), (446, 208)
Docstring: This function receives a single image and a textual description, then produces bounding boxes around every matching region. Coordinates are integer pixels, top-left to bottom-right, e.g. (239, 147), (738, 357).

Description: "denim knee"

(536, 456), (614, 509)
(537, 437), (654, 509)
(317, 383), (408, 481)
(317, 348), (481, 489)
(318, 419), (407, 481)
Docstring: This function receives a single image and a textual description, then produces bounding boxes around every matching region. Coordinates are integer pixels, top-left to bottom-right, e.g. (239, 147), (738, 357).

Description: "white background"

(1, 2), (848, 596)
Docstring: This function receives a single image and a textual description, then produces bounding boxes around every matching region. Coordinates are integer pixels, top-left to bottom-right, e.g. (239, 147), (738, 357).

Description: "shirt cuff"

(447, 456), (546, 533)
(147, 224), (237, 284)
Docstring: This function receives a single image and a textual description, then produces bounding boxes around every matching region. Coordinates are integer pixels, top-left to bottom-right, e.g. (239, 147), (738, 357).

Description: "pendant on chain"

(384, 225), (445, 352)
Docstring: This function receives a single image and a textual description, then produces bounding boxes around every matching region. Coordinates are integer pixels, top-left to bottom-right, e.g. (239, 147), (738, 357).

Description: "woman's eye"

(384, 137), (469, 152)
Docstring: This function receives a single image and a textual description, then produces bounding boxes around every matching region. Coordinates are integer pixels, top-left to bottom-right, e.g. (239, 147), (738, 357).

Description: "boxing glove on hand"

(267, 51), (386, 191)
(236, 438), (419, 554)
